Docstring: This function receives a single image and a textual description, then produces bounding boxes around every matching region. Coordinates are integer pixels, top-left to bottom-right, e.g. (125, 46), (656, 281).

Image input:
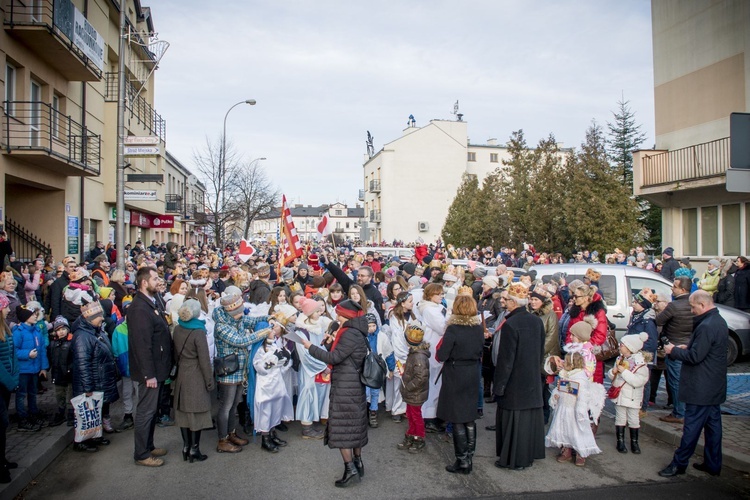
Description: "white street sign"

(124, 136), (160, 145)
(124, 190), (157, 201)
(124, 146), (161, 156)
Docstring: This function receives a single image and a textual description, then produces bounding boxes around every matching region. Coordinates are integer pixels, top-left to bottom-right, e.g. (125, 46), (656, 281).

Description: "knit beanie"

(402, 263), (416, 276)
(299, 297), (320, 317)
(473, 267), (488, 279)
(620, 332), (648, 354)
(16, 305), (36, 324)
(365, 313), (378, 325)
(220, 292), (244, 314)
(569, 317), (595, 342)
(482, 276), (500, 289)
(178, 299), (201, 322)
(53, 315), (70, 332)
(634, 291), (653, 309)
(334, 299), (364, 320)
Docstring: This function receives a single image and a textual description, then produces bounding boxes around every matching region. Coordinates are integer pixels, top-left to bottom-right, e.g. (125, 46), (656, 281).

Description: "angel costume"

(545, 367), (605, 458)
(414, 299), (447, 419)
(252, 340), (294, 433)
(294, 314), (332, 423)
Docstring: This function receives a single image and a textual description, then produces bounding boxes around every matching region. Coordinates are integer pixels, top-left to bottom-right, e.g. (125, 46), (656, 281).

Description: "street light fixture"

(219, 99), (256, 245)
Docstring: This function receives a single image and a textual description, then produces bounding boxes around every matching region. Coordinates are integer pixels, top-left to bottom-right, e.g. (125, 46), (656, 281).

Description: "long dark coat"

(493, 307), (545, 410)
(71, 316), (119, 404)
(734, 266), (750, 310)
(436, 314), (484, 424)
(309, 316), (368, 449)
(127, 291), (172, 383)
(173, 324), (214, 414)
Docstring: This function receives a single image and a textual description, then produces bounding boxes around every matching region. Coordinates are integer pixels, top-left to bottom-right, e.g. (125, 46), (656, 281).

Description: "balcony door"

(29, 81), (41, 147)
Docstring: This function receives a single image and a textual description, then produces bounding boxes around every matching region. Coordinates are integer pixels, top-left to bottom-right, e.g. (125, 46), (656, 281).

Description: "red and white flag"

(280, 195), (303, 266)
(237, 239), (256, 263)
(316, 213), (332, 237)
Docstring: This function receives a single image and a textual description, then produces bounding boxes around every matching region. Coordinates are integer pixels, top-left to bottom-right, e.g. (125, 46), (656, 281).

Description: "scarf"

(177, 317), (206, 330)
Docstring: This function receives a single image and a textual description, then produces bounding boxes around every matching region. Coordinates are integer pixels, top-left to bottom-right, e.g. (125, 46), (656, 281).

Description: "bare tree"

(228, 159), (280, 240)
(192, 136), (243, 248)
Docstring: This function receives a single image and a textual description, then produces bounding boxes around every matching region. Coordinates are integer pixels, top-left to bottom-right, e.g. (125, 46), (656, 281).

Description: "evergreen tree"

(442, 173), (483, 247)
(479, 170), (511, 247)
(501, 130), (534, 247)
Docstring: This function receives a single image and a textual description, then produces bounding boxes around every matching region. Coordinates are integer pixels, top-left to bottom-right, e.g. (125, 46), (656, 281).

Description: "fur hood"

(447, 314), (481, 327)
(408, 342), (431, 354)
(568, 292), (606, 318)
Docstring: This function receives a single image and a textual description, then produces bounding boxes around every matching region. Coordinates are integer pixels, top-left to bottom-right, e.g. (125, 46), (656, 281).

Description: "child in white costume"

(607, 331), (650, 455)
(253, 327), (294, 453)
(545, 350), (605, 467)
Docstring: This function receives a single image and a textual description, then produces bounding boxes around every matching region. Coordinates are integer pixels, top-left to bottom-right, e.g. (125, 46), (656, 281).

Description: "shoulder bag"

(214, 352), (240, 377)
(592, 325), (619, 362)
(169, 330), (195, 380)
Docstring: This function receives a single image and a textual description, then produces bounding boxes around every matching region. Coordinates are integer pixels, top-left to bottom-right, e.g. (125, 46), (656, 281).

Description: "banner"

(279, 195), (302, 266)
(316, 213), (332, 237)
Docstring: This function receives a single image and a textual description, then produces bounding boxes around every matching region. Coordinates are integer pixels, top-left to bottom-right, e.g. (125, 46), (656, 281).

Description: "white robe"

(253, 343), (294, 433)
(294, 315), (332, 423)
(416, 300), (447, 419)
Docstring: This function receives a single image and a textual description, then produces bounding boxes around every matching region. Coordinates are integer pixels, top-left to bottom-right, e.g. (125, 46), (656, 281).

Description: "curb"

(639, 414), (750, 473)
(0, 426), (73, 500)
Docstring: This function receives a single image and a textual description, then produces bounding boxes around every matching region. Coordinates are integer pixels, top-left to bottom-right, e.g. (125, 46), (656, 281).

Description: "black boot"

(616, 426), (628, 454)
(334, 461), (361, 488)
(271, 428), (288, 447)
(180, 427), (192, 461)
(353, 455), (364, 477)
(445, 424), (470, 474)
(190, 431), (208, 462)
(261, 434), (279, 453)
(630, 427), (641, 454)
(49, 409), (66, 427)
(465, 421), (476, 473)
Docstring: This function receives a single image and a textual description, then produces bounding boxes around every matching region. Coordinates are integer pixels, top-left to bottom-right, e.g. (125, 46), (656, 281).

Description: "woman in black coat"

(733, 256), (750, 312)
(302, 299), (368, 488)
(436, 294), (484, 475)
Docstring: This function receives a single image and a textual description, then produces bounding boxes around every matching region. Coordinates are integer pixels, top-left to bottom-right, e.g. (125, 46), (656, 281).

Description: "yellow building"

(1, 0), (173, 261)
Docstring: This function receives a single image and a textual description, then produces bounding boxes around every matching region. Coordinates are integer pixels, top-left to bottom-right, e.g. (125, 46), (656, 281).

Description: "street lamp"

(219, 99), (256, 245)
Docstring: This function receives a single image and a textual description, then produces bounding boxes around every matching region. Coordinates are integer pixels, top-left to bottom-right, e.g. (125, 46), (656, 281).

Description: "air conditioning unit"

(418, 221), (429, 232)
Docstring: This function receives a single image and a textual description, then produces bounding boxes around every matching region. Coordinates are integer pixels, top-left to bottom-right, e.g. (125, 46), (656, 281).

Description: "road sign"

(127, 174), (163, 183)
(124, 146), (161, 156)
(124, 136), (160, 145)
(124, 190), (157, 201)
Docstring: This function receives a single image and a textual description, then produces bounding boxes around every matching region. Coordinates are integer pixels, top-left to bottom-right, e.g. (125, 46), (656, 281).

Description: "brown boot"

(217, 437), (242, 453)
(228, 431), (249, 446)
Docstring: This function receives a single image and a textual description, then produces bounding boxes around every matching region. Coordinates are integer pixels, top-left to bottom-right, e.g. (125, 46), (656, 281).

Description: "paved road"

(16, 402), (750, 500)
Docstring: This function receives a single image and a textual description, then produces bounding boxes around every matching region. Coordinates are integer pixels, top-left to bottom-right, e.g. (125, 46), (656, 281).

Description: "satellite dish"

(187, 174), (197, 186)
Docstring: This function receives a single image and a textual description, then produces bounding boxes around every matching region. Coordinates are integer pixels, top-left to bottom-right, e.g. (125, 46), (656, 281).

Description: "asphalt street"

(15, 399), (750, 500)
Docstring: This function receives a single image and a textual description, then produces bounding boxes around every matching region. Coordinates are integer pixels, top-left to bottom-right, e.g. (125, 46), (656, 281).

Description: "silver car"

(531, 264), (750, 365)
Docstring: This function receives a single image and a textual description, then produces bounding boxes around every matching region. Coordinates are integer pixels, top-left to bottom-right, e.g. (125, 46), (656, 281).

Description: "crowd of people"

(0, 233), (731, 485)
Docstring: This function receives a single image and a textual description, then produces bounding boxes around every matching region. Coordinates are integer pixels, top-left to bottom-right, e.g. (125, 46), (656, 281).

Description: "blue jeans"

(672, 404), (722, 471)
(665, 357), (684, 418)
(16, 373), (39, 418)
(366, 387), (379, 411)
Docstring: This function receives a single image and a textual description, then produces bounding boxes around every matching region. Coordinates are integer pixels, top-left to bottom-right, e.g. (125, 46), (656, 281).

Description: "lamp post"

(219, 99), (256, 245)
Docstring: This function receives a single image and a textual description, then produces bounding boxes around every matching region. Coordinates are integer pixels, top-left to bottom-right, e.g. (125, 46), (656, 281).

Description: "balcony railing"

(358, 189), (365, 201)
(3, 0), (102, 81)
(165, 194), (183, 214)
(369, 179), (381, 192)
(369, 210), (381, 223)
(104, 73), (167, 143)
(2, 100), (101, 176)
(642, 137), (730, 188)
(184, 203), (208, 224)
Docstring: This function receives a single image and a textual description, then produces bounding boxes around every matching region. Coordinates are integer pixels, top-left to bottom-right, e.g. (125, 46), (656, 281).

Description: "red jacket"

(565, 293), (608, 383)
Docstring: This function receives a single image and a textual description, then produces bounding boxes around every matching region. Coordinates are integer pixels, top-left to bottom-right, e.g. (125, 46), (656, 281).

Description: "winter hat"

(299, 297), (321, 317)
(81, 301), (104, 323)
(256, 263), (271, 277)
(482, 276), (500, 289)
(402, 263), (416, 276)
(570, 316), (597, 342)
(634, 290), (653, 309)
(298, 263), (308, 272)
(708, 259), (721, 268)
(53, 316), (70, 332)
(121, 295), (133, 311)
(26, 301), (43, 314)
(674, 267), (693, 279)
(334, 299), (364, 320)
(220, 292), (244, 314)
(178, 299), (202, 322)
(530, 285), (550, 301)
(620, 331), (649, 354)
(443, 273), (458, 283)
(281, 267), (295, 282)
(16, 305), (36, 323)
(365, 313), (378, 325)
(473, 267), (488, 279)
(680, 257), (691, 266)
(224, 286), (243, 298)
(405, 324), (425, 346)
(407, 276), (421, 289)
(663, 247), (674, 257)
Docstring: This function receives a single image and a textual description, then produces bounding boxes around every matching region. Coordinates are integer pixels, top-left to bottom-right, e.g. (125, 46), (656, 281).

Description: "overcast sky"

(150, 0), (654, 207)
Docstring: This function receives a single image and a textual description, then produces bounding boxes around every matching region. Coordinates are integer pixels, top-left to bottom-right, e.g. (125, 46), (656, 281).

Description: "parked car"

(448, 260), (527, 281)
(354, 247), (416, 260)
(530, 264), (750, 365)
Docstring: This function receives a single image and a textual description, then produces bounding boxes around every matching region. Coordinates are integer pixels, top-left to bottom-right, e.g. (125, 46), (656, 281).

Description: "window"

(467, 152), (476, 162)
(627, 277), (672, 305)
(335, 210), (342, 216)
(346, 222), (350, 229)
(29, 81), (41, 146)
(723, 204), (741, 256)
(541, 274), (617, 306)
(701, 206), (718, 256)
(682, 208), (698, 256)
(5, 64), (15, 116)
(51, 95), (60, 138)
(490, 153), (498, 163)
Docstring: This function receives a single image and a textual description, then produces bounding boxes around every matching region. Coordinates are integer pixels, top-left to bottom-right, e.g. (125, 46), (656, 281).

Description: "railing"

(165, 194), (182, 213)
(3, 0), (103, 80)
(2, 100), (101, 175)
(642, 137), (730, 187)
(369, 179), (381, 192)
(104, 73), (167, 143)
(184, 203), (208, 224)
(5, 218), (52, 262)
(369, 210), (381, 223)
(358, 189), (365, 201)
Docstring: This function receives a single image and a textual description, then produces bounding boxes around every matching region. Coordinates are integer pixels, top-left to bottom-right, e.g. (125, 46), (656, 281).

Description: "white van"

(354, 247), (415, 260)
(530, 263), (750, 365)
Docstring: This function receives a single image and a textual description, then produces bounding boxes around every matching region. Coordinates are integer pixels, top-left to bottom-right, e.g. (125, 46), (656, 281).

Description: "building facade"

(633, 0), (750, 260)
(362, 119), (515, 243)
(164, 151), (206, 247)
(250, 202), (365, 243)
(1, 0), (173, 261)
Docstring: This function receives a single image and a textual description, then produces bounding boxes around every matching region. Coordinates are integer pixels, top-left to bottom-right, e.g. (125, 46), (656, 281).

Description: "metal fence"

(642, 137), (730, 187)
(104, 72), (167, 143)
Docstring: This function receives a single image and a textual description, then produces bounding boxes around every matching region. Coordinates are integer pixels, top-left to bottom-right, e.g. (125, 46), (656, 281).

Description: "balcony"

(165, 194), (183, 214)
(369, 179), (381, 192)
(104, 73), (167, 143)
(3, 0), (102, 81)
(639, 137), (730, 192)
(184, 203), (208, 224)
(358, 189), (364, 201)
(2, 100), (100, 176)
(334, 228), (345, 233)
(369, 209), (381, 223)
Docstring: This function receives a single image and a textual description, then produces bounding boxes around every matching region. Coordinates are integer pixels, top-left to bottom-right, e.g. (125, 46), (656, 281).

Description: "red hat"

(335, 299), (364, 320)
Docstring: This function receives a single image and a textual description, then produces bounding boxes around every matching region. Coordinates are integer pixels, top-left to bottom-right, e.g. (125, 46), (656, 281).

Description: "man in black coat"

(660, 247), (680, 282)
(493, 284), (546, 471)
(127, 267), (172, 467)
(323, 258), (384, 323)
(48, 258), (77, 320)
(659, 290), (727, 477)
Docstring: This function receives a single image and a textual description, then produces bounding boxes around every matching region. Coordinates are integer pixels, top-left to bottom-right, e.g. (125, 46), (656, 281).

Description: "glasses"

(573, 294), (585, 299)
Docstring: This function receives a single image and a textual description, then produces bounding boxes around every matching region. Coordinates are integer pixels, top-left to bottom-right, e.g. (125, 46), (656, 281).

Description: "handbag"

(351, 337), (388, 389)
(592, 326), (619, 361)
(169, 330), (195, 380)
(214, 352), (240, 377)
(606, 384), (622, 400)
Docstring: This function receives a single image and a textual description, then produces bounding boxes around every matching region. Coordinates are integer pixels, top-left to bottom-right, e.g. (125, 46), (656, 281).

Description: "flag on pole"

(316, 213), (332, 237)
(279, 195), (303, 266)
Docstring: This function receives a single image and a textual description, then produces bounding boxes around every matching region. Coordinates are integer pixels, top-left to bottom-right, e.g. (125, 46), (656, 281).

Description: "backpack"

(352, 335), (388, 389)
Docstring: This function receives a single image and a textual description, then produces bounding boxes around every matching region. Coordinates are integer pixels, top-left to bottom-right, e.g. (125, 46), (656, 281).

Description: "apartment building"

(1, 0), (172, 261)
(164, 151), (207, 247)
(633, 0), (750, 259)
(251, 202), (365, 243)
